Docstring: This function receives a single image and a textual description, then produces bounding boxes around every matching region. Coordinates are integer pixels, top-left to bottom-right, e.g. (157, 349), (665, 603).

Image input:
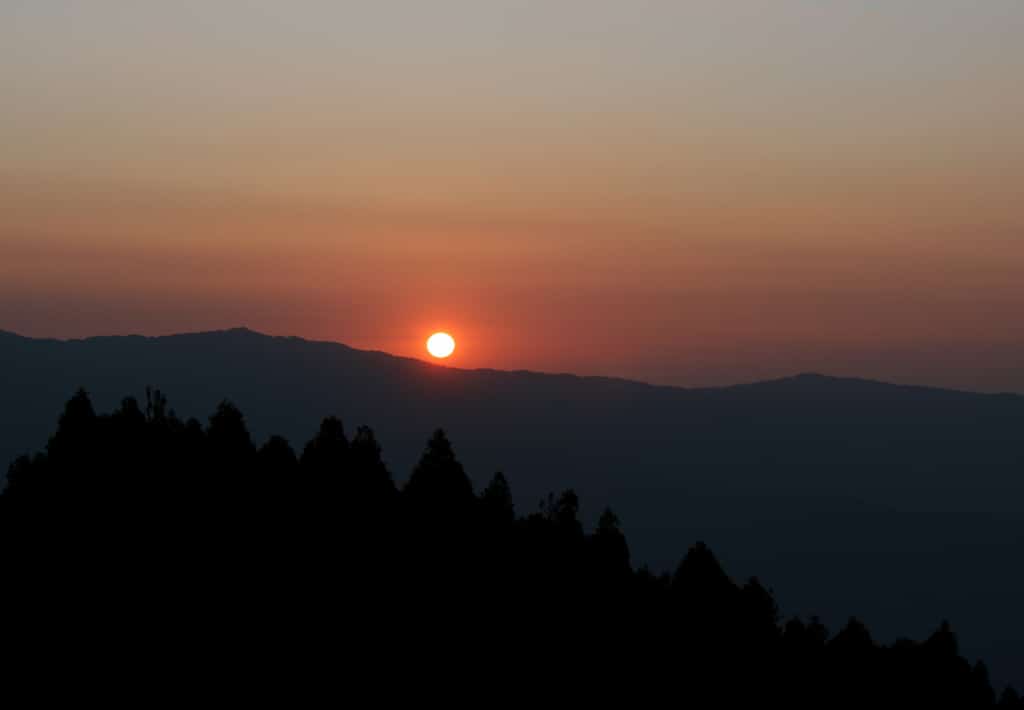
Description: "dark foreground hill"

(2, 327), (1023, 685)
(2, 390), (1018, 705)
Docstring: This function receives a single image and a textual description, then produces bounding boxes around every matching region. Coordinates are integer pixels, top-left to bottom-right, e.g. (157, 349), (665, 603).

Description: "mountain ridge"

(3, 324), (1024, 685)
(4, 325), (1018, 400)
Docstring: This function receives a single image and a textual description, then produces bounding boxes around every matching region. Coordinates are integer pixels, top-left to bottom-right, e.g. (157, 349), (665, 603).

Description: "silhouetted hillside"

(2, 391), (1020, 705)
(2, 328), (1023, 685)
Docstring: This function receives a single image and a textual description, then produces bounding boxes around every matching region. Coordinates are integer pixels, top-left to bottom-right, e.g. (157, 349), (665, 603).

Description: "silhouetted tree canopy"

(300, 415), (348, 473)
(0, 389), (1018, 706)
(258, 434), (298, 475)
(348, 424), (395, 504)
(480, 471), (514, 522)
(403, 428), (474, 511)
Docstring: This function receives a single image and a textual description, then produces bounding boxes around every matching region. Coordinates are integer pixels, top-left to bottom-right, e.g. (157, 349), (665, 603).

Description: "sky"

(2, 1), (1023, 391)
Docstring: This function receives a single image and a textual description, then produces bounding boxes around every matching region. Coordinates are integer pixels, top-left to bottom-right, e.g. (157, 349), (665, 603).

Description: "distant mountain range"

(2, 327), (1023, 685)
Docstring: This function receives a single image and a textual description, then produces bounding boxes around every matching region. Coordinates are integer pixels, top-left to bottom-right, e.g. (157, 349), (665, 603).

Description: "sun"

(426, 332), (456, 359)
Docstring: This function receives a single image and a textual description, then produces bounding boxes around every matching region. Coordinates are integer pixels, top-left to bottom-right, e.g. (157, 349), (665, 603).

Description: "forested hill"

(2, 390), (1020, 705)
(3, 328), (1024, 686)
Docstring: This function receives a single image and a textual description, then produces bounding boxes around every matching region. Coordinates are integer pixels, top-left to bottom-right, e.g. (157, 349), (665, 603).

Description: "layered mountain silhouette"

(2, 327), (1023, 685)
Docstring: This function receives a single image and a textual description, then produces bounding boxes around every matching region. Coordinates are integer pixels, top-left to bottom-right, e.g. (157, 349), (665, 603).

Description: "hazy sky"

(3, 1), (1023, 390)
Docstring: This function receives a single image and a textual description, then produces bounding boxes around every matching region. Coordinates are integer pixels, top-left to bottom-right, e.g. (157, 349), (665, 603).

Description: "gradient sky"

(3, 1), (1023, 391)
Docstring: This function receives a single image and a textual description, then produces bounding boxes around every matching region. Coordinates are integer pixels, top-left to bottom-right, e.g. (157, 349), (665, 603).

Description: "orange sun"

(426, 332), (456, 359)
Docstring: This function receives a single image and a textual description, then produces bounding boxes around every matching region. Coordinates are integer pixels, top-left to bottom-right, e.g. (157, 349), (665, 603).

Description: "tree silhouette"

(0, 388), (1015, 706)
(258, 435), (298, 476)
(672, 540), (737, 603)
(480, 471), (514, 523)
(588, 507), (630, 579)
(300, 416), (348, 473)
(403, 428), (473, 512)
(348, 425), (396, 504)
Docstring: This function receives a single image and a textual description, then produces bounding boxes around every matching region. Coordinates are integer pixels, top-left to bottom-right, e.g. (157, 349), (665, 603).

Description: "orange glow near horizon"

(2, 3), (1024, 392)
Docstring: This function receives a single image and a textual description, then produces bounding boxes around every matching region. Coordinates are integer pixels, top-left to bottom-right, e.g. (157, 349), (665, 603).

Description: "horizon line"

(4, 325), (1021, 399)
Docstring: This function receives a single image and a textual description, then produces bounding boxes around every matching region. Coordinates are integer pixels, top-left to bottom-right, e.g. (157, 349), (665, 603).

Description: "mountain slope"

(4, 327), (1022, 515)
(2, 327), (1023, 684)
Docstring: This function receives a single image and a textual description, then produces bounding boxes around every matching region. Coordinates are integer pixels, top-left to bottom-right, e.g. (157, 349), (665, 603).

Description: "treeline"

(1, 389), (1020, 705)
